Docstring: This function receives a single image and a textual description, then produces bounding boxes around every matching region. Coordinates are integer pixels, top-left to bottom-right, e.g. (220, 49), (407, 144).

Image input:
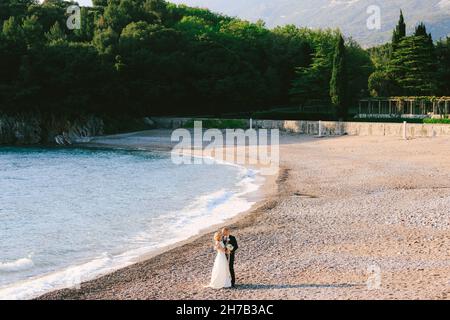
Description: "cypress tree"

(330, 34), (347, 119)
(414, 22), (434, 47)
(392, 10), (406, 50)
(387, 10), (407, 95)
(436, 37), (450, 95)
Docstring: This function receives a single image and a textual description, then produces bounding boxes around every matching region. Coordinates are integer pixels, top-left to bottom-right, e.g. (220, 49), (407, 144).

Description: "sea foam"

(0, 147), (263, 300)
(0, 257), (34, 273)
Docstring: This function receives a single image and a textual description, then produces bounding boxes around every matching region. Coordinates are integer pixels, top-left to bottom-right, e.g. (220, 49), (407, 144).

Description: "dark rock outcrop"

(0, 114), (104, 145)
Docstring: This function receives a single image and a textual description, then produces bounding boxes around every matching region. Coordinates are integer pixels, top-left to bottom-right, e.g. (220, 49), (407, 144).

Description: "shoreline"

(20, 129), (277, 300)
(37, 133), (450, 300)
(37, 177), (281, 300)
(78, 130), (279, 265)
(132, 172), (277, 266)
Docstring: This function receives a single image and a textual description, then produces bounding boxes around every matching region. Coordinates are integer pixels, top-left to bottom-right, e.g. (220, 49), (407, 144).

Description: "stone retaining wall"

(150, 117), (450, 138)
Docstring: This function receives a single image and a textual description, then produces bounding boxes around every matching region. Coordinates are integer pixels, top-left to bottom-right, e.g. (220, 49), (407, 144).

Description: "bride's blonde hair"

(213, 231), (222, 242)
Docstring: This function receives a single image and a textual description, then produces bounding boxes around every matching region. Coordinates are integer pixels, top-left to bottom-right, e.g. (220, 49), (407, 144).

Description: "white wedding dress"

(207, 241), (232, 289)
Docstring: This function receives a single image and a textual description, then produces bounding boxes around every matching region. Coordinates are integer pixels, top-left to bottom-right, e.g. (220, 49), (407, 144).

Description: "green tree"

(436, 37), (450, 95)
(27, 0), (67, 32)
(369, 13), (438, 97)
(2, 16), (24, 44)
(368, 70), (397, 97)
(45, 21), (66, 42)
(346, 38), (373, 102)
(392, 10), (406, 50)
(0, 0), (37, 23)
(368, 43), (392, 96)
(329, 34), (347, 119)
(119, 21), (161, 51)
(74, 7), (97, 42)
(143, 0), (168, 22)
(0, 0), (379, 121)
(174, 15), (213, 39)
(92, 0), (108, 6)
(22, 15), (44, 48)
(103, 0), (160, 32)
(271, 25), (314, 105)
(290, 45), (332, 106)
(389, 24), (437, 95)
(93, 26), (119, 55)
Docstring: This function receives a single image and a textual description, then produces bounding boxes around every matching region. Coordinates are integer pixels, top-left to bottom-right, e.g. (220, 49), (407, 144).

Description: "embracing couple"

(206, 227), (238, 289)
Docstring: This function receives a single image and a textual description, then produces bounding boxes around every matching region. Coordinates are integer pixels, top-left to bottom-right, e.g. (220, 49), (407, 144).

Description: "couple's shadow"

(235, 283), (361, 290)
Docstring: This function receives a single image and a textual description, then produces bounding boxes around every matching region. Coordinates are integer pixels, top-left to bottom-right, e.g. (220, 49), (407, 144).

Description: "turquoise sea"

(0, 147), (259, 299)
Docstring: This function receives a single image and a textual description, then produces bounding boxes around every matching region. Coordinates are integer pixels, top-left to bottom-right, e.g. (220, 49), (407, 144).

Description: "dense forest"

(1, 1), (449, 121)
(368, 11), (450, 97)
(0, 0), (373, 119)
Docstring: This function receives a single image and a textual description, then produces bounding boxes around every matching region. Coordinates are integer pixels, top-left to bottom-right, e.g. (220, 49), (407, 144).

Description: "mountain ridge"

(170, 0), (450, 46)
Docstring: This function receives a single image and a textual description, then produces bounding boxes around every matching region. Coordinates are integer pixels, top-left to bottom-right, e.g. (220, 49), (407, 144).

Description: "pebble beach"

(39, 132), (450, 300)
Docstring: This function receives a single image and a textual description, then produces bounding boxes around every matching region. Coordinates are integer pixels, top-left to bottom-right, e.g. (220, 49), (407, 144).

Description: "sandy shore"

(39, 131), (450, 300)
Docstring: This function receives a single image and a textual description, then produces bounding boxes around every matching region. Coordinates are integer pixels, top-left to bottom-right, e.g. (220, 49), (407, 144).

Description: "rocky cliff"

(0, 114), (104, 145)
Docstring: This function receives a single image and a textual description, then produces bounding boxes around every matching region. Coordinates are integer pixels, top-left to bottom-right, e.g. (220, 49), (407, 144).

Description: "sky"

(38, 0), (93, 5)
(76, 0), (92, 5)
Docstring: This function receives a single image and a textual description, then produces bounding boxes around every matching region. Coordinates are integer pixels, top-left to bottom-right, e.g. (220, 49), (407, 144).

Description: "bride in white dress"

(207, 231), (232, 289)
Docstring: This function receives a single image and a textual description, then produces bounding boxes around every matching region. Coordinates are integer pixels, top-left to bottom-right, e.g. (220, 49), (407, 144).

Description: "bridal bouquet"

(226, 244), (234, 251)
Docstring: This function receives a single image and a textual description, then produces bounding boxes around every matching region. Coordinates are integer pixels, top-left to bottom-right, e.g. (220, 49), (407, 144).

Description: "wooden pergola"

(358, 97), (450, 118)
